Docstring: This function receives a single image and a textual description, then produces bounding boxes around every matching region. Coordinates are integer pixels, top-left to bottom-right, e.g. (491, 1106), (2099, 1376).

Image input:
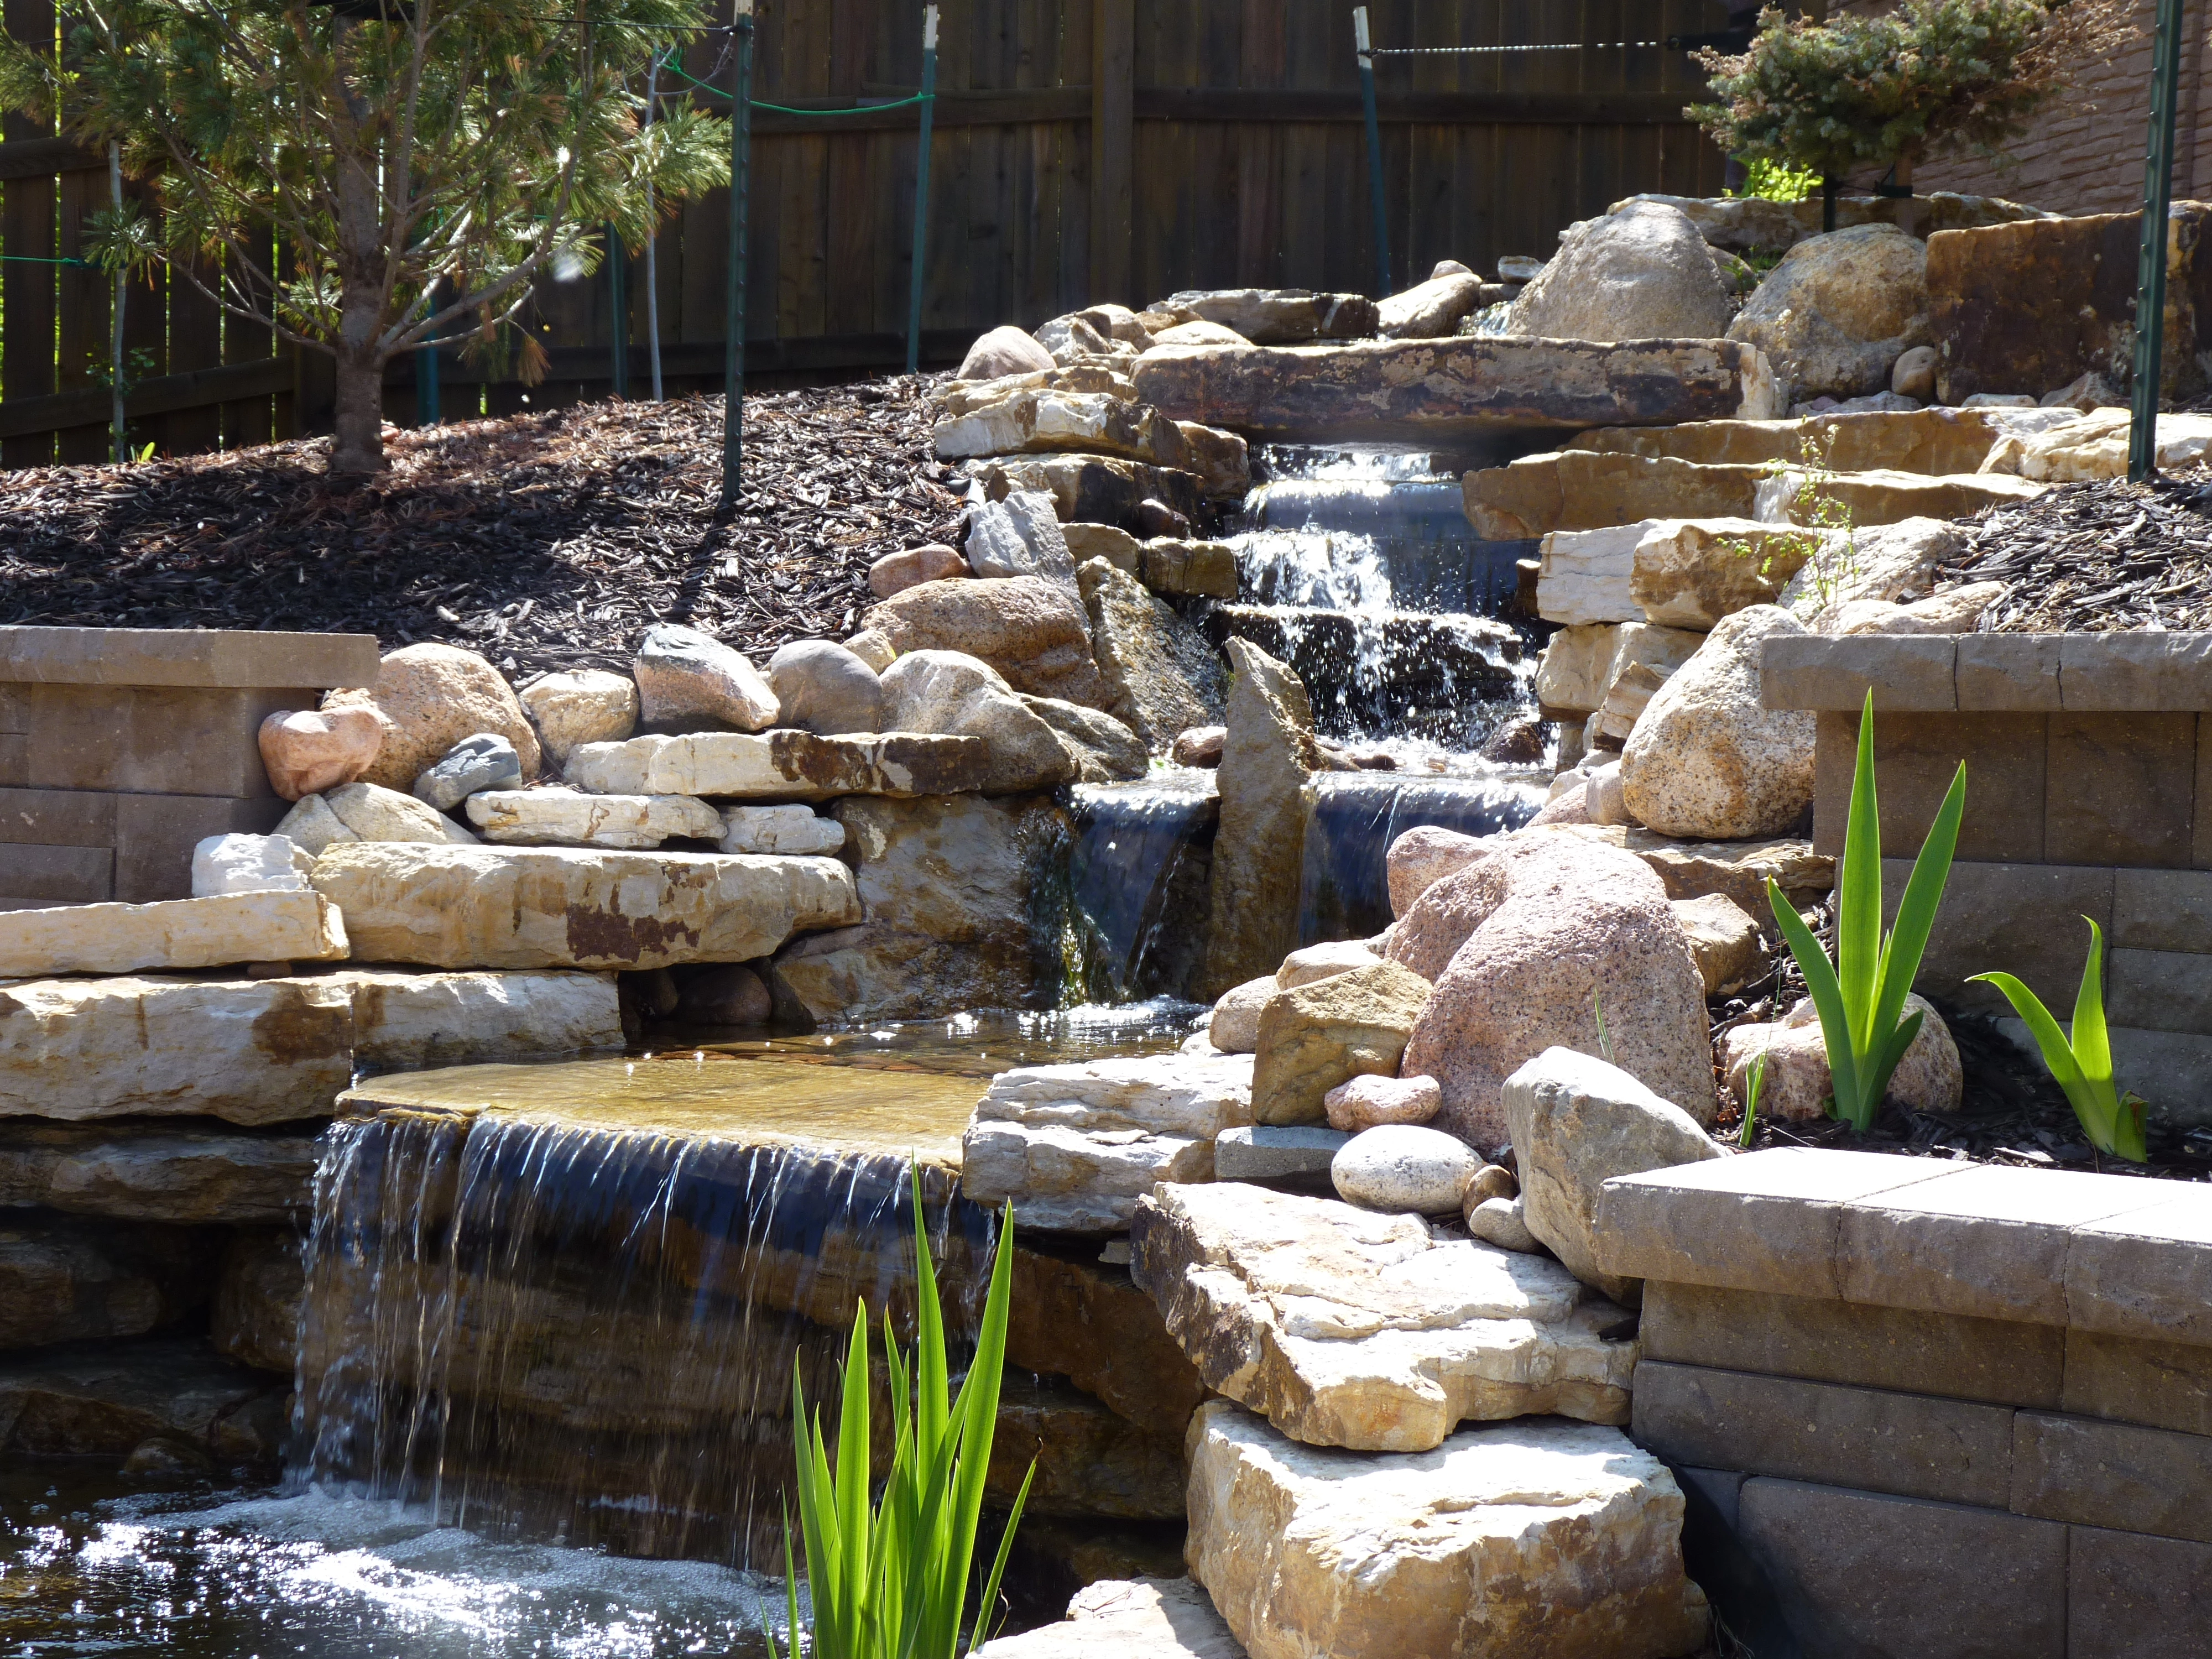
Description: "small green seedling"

(1970, 919), (2148, 1163)
(1768, 689), (1965, 1133)
(1739, 1047), (1769, 1149)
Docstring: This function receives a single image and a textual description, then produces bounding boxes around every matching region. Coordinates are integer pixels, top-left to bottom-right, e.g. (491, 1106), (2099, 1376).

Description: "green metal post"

(109, 144), (126, 464)
(417, 282), (441, 426)
(1354, 7), (1390, 298)
(607, 224), (630, 398)
(721, 0), (755, 508)
(905, 5), (938, 375)
(2130, 0), (2187, 481)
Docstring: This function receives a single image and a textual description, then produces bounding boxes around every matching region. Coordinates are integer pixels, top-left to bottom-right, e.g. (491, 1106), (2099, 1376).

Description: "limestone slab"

(0, 889), (347, 977)
(465, 787), (722, 848)
(1131, 1182), (1634, 1452)
(1185, 1401), (1709, 1659)
(337, 967), (624, 1069)
(0, 974), (354, 1125)
(311, 842), (859, 970)
(1133, 336), (1774, 442)
(960, 1051), (1255, 1234)
(1589, 1147), (1951, 1298)
(564, 728), (992, 801)
(1635, 1360), (2017, 1509)
(0, 1120), (319, 1223)
(1535, 521), (1647, 626)
(933, 388), (1195, 472)
(1570, 404), (2017, 473)
(974, 1577), (1246, 1659)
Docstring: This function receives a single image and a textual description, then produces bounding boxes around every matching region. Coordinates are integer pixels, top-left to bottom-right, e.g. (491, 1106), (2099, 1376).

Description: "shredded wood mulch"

(1938, 469), (2212, 633)
(0, 376), (965, 682)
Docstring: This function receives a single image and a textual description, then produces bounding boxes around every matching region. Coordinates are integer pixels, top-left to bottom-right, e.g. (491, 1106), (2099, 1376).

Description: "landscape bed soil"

(0, 377), (963, 681)
(1937, 470), (2212, 632)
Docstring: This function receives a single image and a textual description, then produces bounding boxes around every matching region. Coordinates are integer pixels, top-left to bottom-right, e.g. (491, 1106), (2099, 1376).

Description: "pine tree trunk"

(329, 346), (385, 474)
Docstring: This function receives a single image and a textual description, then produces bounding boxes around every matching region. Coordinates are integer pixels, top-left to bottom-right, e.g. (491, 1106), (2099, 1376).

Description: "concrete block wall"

(1764, 633), (2212, 1120)
(1596, 1149), (2212, 1658)
(0, 627), (379, 909)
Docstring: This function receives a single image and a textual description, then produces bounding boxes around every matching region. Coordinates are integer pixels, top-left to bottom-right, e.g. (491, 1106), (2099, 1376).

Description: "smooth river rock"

(563, 729), (993, 801)
(310, 842), (859, 970)
(1131, 337), (1776, 443)
(258, 706), (384, 800)
(961, 1051), (1256, 1233)
(1329, 1123), (1484, 1214)
(0, 1121), (319, 1223)
(1185, 1402), (1709, 1659)
(0, 890), (347, 978)
(1207, 976), (1277, 1053)
(632, 623), (781, 732)
(1130, 1183), (1634, 1451)
(1322, 1072), (1441, 1131)
(1721, 993), (1962, 1124)
(519, 669), (639, 764)
(464, 787), (723, 848)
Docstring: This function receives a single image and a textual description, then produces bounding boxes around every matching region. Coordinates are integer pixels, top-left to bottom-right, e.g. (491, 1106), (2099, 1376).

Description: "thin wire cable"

(1368, 41), (1666, 55)
(658, 54), (930, 113)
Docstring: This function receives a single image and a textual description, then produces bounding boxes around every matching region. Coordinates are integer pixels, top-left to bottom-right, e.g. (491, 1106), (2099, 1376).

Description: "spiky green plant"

(1767, 689), (1965, 1132)
(768, 1171), (1032, 1659)
(1970, 920), (2149, 1162)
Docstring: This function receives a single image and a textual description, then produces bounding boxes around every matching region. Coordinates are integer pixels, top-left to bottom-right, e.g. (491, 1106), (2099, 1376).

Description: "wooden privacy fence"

(0, 0), (1730, 469)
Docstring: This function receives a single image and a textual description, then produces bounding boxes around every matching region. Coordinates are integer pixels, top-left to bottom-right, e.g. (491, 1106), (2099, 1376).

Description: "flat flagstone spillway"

(1129, 336), (1777, 443)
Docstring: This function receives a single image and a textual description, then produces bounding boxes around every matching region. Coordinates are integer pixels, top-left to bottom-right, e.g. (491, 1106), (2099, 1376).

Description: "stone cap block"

(2059, 632), (2212, 710)
(1599, 1147), (2206, 1344)
(1953, 634), (2062, 710)
(0, 626), (380, 690)
(1760, 634), (1957, 711)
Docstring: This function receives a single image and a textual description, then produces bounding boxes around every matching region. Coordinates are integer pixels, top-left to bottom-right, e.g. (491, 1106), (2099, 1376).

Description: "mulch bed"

(0, 377), (964, 682)
(1709, 917), (2212, 1182)
(1937, 469), (2212, 633)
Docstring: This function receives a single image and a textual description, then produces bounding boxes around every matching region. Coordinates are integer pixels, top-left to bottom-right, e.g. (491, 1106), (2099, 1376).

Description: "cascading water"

(1062, 774), (1218, 1003)
(1297, 771), (1541, 945)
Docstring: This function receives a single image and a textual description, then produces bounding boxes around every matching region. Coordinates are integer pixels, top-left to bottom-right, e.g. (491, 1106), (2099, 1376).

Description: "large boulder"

(956, 324), (1056, 382)
(1250, 961), (1431, 1126)
(258, 706), (383, 801)
(1503, 1048), (1723, 1305)
(632, 623), (781, 733)
(1728, 222), (1931, 403)
(864, 575), (1109, 709)
(325, 643), (541, 790)
(1392, 834), (1713, 1147)
(1385, 826), (1486, 917)
(1201, 641), (1325, 996)
(766, 792), (1072, 1026)
(1721, 993), (1963, 1122)
(519, 669), (639, 765)
(1077, 559), (1228, 749)
(959, 1051), (1255, 1233)
(877, 650), (1078, 794)
(963, 489), (1081, 598)
(1131, 1183), (1634, 1451)
(1185, 1402), (1709, 1659)
(1618, 604), (1814, 839)
(766, 640), (885, 735)
(1019, 693), (1149, 783)
(1505, 201), (1736, 343)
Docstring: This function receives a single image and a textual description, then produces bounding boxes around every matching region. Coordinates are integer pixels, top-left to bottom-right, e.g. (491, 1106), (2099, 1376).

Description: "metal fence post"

(721, 0), (755, 508)
(905, 4), (938, 375)
(607, 225), (629, 398)
(1354, 7), (1390, 299)
(2131, 0), (2187, 481)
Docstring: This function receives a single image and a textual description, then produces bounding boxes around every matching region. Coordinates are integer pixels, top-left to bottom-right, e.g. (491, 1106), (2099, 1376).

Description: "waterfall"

(1297, 771), (1545, 945)
(293, 1101), (992, 1567)
(1064, 776), (1218, 1003)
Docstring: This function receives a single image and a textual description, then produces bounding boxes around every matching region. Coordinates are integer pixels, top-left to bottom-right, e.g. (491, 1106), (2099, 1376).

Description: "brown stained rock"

(1007, 1246), (1208, 1436)
(1077, 560), (1227, 749)
(1172, 424), (1253, 500)
(1630, 518), (1819, 631)
(1673, 892), (1766, 996)
(1568, 406), (2012, 474)
(210, 1227), (305, 1374)
(1172, 724), (1227, 767)
(325, 642), (540, 790)
(258, 706), (384, 801)
(1395, 836), (1713, 1147)
(0, 1336), (290, 1465)
(0, 1120), (317, 1223)
(986, 1373), (1189, 1521)
(1928, 207), (2212, 405)
(1250, 961), (1432, 1126)
(864, 575), (1109, 709)
(1134, 337), (1775, 445)
(0, 1214), (223, 1350)
(1465, 451), (1767, 541)
(1324, 1072), (1443, 1131)
(934, 389), (1196, 475)
(1201, 641), (1324, 997)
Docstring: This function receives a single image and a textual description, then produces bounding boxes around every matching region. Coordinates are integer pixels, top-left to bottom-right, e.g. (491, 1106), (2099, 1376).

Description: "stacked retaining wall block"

(1595, 1148), (2212, 1658)
(0, 625), (379, 908)
(1764, 632), (2212, 1123)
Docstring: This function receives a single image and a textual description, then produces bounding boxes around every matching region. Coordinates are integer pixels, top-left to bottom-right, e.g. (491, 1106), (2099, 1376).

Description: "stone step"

(564, 728), (993, 801)
(0, 967), (622, 1125)
(0, 1120), (320, 1223)
(1567, 405), (2067, 475)
(962, 453), (1209, 528)
(1131, 336), (1776, 442)
(1185, 1401), (1709, 1659)
(1464, 448), (2043, 540)
(1203, 604), (1524, 745)
(1131, 1181), (1635, 1452)
(310, 842), (859, 971)
(0, 889), (347, 978)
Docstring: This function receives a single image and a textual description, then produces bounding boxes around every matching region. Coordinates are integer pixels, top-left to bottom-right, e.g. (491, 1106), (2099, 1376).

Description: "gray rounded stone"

(1331, 1123), (1485, 1215)
(767, 639), (885, 735)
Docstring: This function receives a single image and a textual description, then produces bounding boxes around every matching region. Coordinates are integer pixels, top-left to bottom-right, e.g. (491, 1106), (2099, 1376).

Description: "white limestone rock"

(463, 787), (723, 849)
(1535, 521), (1653, 626)
(520, 669), (639, 765)
(1329, 1123), (1484, 1214)
(1130, 1182), (1635, 1452)
(1185, 1401), (1709, 1659)
(564, 729), (992, 801)
(191, 833), (313, 897)
(975, 1577), (1246, 1659)
(336, 967), (624, 1070)
(717, 804), (847, 856)
(959, 1051), (1255, 1233)
(0, 891), (347, 979)
(308, 842), (859, 971)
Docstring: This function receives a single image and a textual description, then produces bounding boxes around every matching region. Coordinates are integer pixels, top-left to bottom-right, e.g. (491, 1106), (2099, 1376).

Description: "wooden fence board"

(0, 0), (1730, 466)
